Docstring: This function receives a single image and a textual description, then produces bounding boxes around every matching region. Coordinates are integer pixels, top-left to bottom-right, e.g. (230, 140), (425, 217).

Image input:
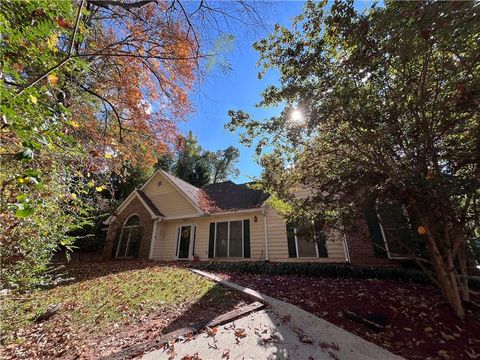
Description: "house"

(102, 169), (401, 265)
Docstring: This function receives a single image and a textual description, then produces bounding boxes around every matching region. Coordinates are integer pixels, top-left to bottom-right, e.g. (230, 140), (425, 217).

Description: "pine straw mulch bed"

(215, 271), (480, 360)
(0, 261), (250, 359)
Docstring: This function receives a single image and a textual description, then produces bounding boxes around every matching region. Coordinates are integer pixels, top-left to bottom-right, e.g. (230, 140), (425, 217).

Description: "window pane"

(126, 226), (142, 257)
(215, 222), (228, 257)
(229, 221), (243, 257)
(379, 203), (416, 257)
(125, 215), (140, 226)
(117, 228), (130, 257)
(296, 231), (317, 257)
(177, 226), (191, 259)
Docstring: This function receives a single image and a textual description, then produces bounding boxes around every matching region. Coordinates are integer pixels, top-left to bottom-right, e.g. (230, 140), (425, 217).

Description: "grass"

(1, 262), (231, 347)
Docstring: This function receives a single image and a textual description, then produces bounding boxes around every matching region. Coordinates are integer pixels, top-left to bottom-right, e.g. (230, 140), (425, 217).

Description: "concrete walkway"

(142, 270), (404, 360)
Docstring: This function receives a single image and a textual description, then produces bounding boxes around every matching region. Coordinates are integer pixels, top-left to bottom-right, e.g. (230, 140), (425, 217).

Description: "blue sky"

(178, 2), (304, 183)
(180, 1), (372, 183)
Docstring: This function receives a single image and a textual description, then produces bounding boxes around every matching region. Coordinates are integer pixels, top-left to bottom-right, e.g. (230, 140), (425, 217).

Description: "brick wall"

(101, 196), (154, 260)
(344, 216), (396, 266)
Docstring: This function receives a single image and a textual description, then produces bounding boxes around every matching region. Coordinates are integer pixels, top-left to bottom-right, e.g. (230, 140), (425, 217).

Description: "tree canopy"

(228, 0), (480, 318)
(158, 131), (240, 187)
(1, 0), (259, 289)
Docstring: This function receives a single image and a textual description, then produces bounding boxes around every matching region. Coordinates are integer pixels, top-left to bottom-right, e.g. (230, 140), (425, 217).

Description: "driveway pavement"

(142, 270), (404, 360)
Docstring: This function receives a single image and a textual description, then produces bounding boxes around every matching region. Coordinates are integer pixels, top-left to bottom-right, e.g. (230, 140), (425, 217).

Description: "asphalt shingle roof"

(202, 181), (270, 212)
(159, 170), (270, 213)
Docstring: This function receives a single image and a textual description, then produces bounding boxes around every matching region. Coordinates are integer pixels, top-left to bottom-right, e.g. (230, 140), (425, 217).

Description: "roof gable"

(141, 170), (203, 216)
(104, 190), (163, 224)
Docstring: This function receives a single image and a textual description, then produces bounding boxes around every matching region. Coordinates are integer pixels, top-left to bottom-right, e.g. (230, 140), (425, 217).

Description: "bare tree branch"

(77, 84), (125, 143)
(87, 0), (157, 10)
(17, 0), (85, 95)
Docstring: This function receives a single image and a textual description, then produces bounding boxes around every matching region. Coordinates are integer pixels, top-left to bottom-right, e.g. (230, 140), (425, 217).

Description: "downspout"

(262, 208), (269, 261)
(149, 218), (159, 259)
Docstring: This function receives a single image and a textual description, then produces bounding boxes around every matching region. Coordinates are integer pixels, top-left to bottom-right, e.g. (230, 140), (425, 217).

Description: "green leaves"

(15, 203), (35, 218)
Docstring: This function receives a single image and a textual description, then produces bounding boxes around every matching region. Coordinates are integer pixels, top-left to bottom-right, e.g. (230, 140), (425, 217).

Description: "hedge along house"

(102, 169), (412, 264)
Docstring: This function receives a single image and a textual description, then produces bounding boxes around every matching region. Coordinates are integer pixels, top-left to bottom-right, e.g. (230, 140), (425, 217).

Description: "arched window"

(116, 215), (142, 258)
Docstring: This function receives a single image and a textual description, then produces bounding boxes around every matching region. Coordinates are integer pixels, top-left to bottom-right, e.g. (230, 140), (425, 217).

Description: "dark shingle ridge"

(137, 190), (165, 217)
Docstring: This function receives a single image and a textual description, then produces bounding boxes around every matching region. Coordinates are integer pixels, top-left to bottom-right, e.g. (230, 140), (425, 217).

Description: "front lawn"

(0, 261), (248, 359)
(216, 272), (480, 360)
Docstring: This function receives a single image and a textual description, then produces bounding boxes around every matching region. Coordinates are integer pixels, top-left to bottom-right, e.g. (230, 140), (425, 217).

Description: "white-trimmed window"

(286, 222), (328, 258)
(214, 220), (244, 258)
(295, 227), (319, 257)
(116, 215), (142, 258)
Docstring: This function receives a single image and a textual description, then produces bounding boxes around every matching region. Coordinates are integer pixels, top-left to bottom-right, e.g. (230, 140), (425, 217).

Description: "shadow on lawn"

(60, 259), (254, 336)
(161, 283), (249, 334)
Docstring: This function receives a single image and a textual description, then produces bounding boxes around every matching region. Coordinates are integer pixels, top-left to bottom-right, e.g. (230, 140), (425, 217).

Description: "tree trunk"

(424, 223), (465, 319)
(457, 244), (470, 302)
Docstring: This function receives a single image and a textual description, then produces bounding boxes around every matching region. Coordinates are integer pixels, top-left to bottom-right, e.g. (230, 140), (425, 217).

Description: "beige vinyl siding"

(151, 212), (266, 261)
(142, 172), (198, 217)
(265, 206), (347, 263)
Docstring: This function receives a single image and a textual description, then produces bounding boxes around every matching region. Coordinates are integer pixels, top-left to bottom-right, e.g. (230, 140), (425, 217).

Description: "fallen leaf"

(206, 327), (218, 337)
(441, 332), (455, 341)
(222, 349), (230, 359)
(234, 328), (246, 338)
(438, 350), (450, 360)
(300, 335), (313, 344)
(465, 349), (480, 359)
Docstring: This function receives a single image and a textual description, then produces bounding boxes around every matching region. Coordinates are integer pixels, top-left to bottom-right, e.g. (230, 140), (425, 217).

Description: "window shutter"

(316, 240), (328, 257)
(243, 220), (250, 258)
(286, 223), (297, 258)
(364, 203), (388, 258)
(192, 226), (197, 256)
(208, 223), (215, 258)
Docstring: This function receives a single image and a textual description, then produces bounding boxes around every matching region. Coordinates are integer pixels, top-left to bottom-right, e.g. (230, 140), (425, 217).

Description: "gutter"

(204, 207), (264, 216)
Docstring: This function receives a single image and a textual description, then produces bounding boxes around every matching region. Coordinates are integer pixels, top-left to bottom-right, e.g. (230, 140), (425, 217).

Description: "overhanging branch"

(77, 84), (125, 143)
(87, 0), (158, 10)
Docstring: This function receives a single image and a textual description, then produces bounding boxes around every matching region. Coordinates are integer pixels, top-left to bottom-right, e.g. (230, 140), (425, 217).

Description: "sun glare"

(290, 109), (304, 124)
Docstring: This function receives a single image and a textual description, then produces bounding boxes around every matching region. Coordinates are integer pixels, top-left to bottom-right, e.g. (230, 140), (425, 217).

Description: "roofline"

(206, 207), (264, 216)
(149, 208), (265, 221)
(150, 169), (204, 214)
(161, 213), (202, 221)
(103, 190), (161, 225)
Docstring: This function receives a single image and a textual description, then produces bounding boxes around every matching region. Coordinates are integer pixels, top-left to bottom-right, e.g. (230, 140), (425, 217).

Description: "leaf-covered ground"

(0, 261), (248, 359)
(216, 272), (480, 360)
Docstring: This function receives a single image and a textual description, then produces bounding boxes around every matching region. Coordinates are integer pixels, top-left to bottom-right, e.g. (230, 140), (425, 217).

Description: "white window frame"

(294, 227), (319, 258)
(116, 213), (141, 258)
(175, 224), (196, 260)
(213, 220), (245, 258)
(377, 212), (414, 260)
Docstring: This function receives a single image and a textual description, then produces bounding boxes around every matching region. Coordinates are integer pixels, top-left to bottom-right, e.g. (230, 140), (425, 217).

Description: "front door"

(177, 225), (194, 259)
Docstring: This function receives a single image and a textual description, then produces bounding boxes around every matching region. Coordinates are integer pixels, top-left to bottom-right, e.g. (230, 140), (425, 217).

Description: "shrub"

(192, 261), (480, 291)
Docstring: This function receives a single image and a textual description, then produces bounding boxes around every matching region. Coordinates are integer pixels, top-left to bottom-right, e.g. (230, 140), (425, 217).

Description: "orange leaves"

(56, 18), (72, 29)
(64, 2), (199, 180)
